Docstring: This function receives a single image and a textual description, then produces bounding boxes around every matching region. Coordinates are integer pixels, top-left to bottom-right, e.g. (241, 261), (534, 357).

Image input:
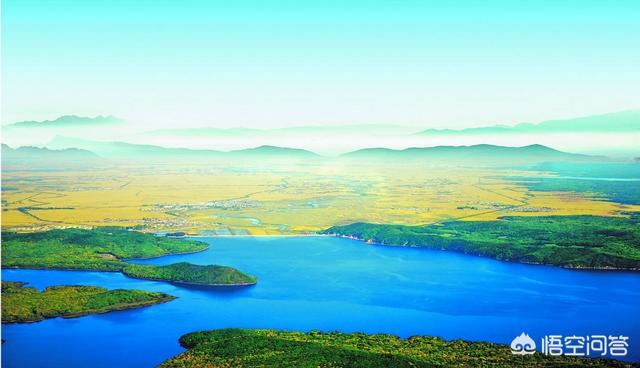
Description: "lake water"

(2, 236), (640, 367)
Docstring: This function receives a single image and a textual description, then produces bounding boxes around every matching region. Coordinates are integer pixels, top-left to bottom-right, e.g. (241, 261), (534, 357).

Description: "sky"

(2, 0), (640, 129)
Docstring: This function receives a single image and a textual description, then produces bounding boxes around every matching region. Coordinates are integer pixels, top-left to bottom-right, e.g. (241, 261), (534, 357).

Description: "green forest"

(322, 215), (640, 269)
(160, 329), (634, 368)
(123, 262), (257, 285)
(2, 281), (174, 323)
(1, 227), (208, 270)
(1, 227), (257, 285)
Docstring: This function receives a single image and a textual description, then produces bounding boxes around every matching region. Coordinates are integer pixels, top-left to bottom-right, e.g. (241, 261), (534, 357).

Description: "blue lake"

(2, 236), (640, 367)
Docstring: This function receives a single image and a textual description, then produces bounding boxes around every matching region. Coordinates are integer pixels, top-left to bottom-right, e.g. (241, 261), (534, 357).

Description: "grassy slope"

(322, 215), (640, 270)
(160, 329), (636, 368)
(1, 227), (257, 285)
(2, 281), (174, 323)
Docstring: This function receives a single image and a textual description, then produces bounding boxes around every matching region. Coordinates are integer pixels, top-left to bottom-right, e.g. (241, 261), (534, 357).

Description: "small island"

(2, 281), (175, 324)
(1, 227), (257, 286)
(322, 215), (640, 270)
(123, 262), (257, 286)
(160, 329), (632, 367)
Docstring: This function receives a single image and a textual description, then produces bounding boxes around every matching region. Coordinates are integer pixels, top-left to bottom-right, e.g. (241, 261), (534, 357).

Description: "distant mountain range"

(47, 137), (321, 159)
(139, 124), (418, 138)
(1, 144), (99, 169)
(416, 110), (640, 135)
(1, 137), (611, 167)
(342, 144), (603, 164)
(42, 137), (606, 165)
(2, 110), (637, 160)
(48, 137), (221, 157)
(2, 144), (97, 158)
(6, 110), (639, 136)
(5, 115), (123, 129)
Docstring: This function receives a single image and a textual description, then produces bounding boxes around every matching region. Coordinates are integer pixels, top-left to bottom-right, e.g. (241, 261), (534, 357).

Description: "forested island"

(2, 281), (174, 323)
(123, 262), (257, 286)
(1, 227), (257, 286)
(322, 215), (640, 270)
(160, 329), (633, 367)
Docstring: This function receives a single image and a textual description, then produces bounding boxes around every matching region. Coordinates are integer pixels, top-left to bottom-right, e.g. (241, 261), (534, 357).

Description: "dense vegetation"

(160, 329), (634, 368)
(123, 262), (257, 285)
(2, 281), (174, 323)
(1, 227), (208, 270)
(322, 215), (640, 270)
(1, 227), (257, 286)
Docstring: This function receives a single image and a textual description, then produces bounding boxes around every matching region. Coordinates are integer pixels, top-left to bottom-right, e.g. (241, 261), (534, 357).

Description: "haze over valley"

(3, 110), (639, 157)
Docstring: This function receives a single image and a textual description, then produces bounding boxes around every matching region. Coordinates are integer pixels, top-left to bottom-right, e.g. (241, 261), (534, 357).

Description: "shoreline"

(3, 266), (257, 287)
(121, 245), (211, 260)
(2, 295), (177, 324)
(121, 273), (257, 287)
(324, 234), (640, 272)
(184, 233), (325, 238)
(167, 328), (639, 366)
(2, 265), (122, 273)
(5, 231), (636, 278)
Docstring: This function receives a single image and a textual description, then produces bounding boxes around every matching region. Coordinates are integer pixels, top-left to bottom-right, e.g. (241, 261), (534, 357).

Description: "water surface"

(2, 236), (639, 367)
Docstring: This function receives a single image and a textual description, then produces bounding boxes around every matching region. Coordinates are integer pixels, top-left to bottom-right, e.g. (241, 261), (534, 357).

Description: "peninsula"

(322, 215), (640, 270)
(2, 281), (175, 323)
(1, 227), (257, 286)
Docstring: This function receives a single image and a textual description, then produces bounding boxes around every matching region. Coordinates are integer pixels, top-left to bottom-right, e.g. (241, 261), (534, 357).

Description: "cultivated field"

(2, 161), (637, 234)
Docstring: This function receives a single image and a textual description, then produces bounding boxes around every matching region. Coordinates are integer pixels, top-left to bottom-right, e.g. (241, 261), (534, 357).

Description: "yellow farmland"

(2, 162), (637, 234)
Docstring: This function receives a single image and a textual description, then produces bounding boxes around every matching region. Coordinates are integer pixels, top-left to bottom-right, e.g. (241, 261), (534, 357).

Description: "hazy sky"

(2, 0), (640, 129)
